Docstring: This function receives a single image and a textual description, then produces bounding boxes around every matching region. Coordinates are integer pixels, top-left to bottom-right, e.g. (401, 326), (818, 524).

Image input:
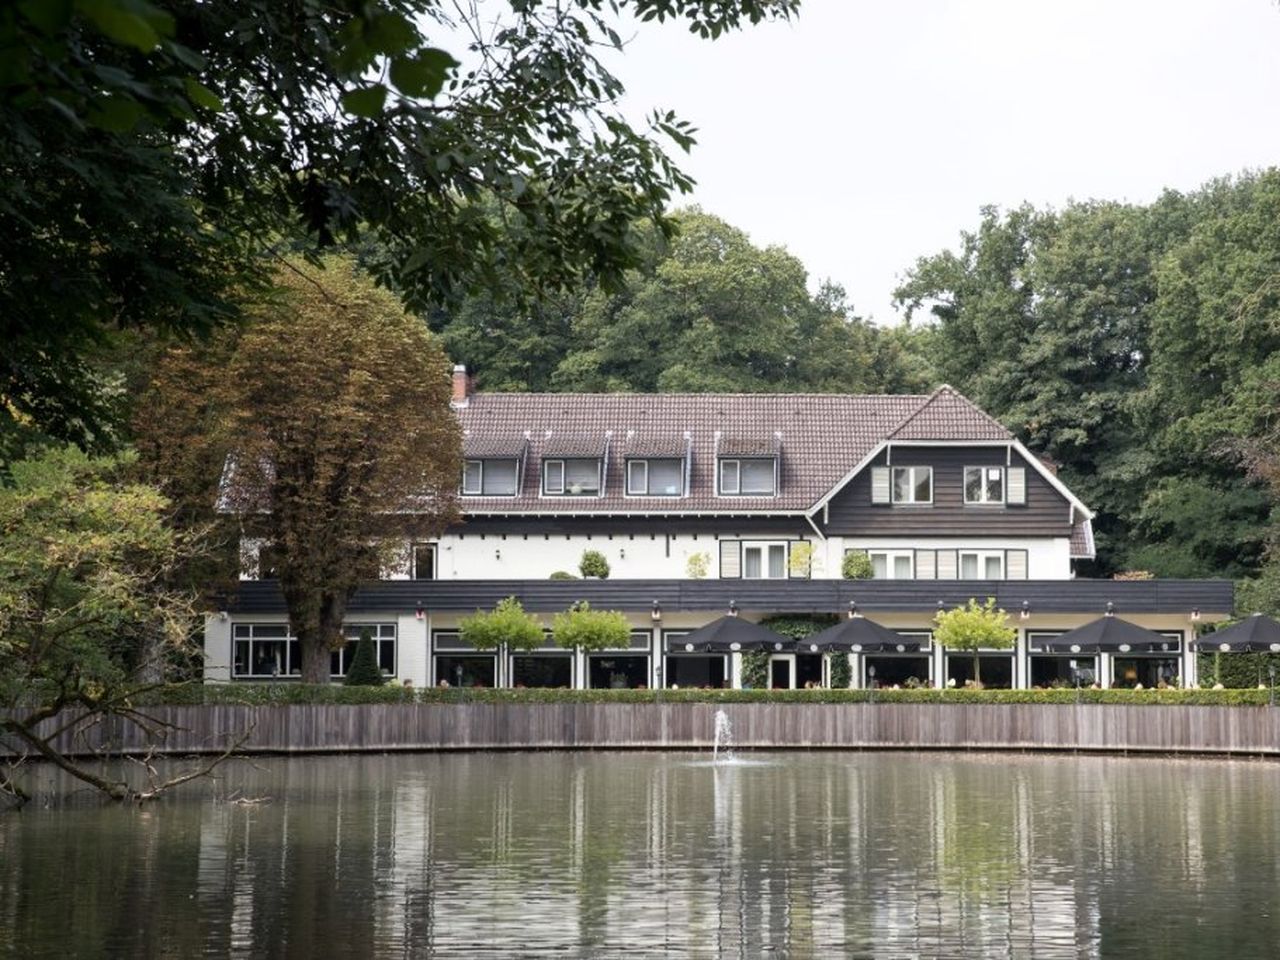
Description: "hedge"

(143, 685), (1279, 707)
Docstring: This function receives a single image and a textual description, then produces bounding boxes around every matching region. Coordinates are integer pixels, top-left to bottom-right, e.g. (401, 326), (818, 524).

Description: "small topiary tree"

(344, 628), (386, 686)
(828, 653), (851, 689)
(685, 551), (710, 579)
(842, 550), (873, 579)
(460, 596), (545, 652)
(741, 650), (769, 689)
(579, 549), (610, 579)
(549, 570), (579, 580)
(552, 601), (631, 651)
(933, 597), (1016, 687)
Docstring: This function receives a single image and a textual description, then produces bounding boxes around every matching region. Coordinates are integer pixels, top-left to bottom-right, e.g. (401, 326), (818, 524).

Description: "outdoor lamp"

(495, 548), (501, 560)
(1190, 608), (1202, 622)
(848, 600), (858, 620)
(728, 600), (739, 617)
(1020, 601), (1030, 621)
(729, 642), (741, 652)
(1105, 601), (1115, 617)
(415, 601), (425, 621)
(937, 599), (945, 613)
(651, 600), (662, 622)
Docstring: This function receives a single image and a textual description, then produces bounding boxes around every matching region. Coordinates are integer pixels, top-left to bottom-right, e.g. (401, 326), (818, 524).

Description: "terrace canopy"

(668, 616), (791, 653)
(1200, 613), (1280, 653)
(1041, 616), (1169, 654)
(804, 616), (923, 653)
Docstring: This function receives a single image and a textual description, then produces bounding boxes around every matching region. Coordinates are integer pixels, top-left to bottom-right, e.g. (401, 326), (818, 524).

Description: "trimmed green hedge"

(145, 684), (1278, 707)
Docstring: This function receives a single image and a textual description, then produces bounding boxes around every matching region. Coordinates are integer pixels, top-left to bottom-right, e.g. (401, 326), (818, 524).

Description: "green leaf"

(183, 78), (223, 112)
(341, 84), (387, 117)
(77, 0), (173, 52)
(19, 0), (73, 35)
(389, 48), (458, 99)
(88, 95), (145, 132)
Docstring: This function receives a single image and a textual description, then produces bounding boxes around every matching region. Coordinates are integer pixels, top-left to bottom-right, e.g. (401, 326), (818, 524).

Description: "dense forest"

(432, 172), (1280, 599)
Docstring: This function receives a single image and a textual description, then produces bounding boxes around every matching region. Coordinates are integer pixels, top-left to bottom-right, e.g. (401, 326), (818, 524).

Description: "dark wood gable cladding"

(821, 445), (1072, 537)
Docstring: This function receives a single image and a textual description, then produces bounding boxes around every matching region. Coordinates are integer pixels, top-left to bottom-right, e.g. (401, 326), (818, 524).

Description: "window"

(232, 623), (299, 678)
(411, 543), (436, 580)
(960, 550), (1004, 579)
(543, 458), (600, 496)
(627, 458), (683, 496)
(332, 623), (397, 677)
(869, 550), (914, 579)
(462, 459), (519, 496)
(965, 466), (1005, 504)
(891, 466), (932, 504)
(743, 542), (787, 579)
(719, 458), (776, 496)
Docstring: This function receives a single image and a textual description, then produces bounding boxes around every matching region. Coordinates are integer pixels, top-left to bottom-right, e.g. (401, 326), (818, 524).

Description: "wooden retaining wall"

(14, 703), (1280, 757)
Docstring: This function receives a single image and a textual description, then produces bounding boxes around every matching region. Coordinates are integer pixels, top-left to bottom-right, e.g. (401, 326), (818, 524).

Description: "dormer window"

(626, 458), (683, 497)
(965, 466), (1004, 504)
(892, 466), (932, 504)
(718, 457), (776, 497)
(461, 458), (519, 496)
(543, 458), (601, 496)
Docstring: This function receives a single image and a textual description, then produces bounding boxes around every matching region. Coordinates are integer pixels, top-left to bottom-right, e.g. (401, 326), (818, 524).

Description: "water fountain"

(712, 709), (735, 763)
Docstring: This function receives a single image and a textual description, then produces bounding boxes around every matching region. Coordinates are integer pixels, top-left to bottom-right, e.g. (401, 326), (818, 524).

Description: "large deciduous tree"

(0, 0), (797, 452)
(150, 256), (461, 684)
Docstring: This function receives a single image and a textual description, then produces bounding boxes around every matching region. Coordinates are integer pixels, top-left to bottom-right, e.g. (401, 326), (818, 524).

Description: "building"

(205, 366), (1231, 689)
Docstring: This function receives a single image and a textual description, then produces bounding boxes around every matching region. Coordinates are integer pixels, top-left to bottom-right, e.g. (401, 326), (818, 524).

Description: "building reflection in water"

(5, 751), (1280, 957)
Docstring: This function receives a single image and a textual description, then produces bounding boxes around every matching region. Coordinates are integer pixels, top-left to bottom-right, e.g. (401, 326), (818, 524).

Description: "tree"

(343, 628), (386, 687)
(150, 256), (462, 684)
(579, 550), (611, 579)
(460, 597), (544, 653)
(842, 551), (873, 580)
(1, 0), (797, 450)
(932, 598), (1016, 688)
(552, 603), (631, 652)
(0, 447), (229, 806)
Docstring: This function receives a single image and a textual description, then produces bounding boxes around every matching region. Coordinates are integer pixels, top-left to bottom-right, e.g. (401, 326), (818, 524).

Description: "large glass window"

(511, 655), (573, 688)
(588, 655), (650, 689)
(232, 623), (299, 678)
(543, 458), (601, 496)
(864, 655), (930, 688)
(965, 466), (1005, 504)
(960, 550), (1004, 579)
(743, 542), (787, 579)
(870, 550), (914, 579)
(435, 655), (496, 688)
(719, 458), (776, 496)
(331, 623), (397, 678)
(627, 458), (683, 496)
(462, 459), (519, 496)
(945, 653), (1014, 689)
(891, 466), (932, 504)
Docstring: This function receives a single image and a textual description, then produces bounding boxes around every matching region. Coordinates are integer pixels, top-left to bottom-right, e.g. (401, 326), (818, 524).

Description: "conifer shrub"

(344, 628), (386, 686)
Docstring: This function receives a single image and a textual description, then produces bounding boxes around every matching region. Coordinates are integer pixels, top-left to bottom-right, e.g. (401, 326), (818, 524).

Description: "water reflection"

(3, 752), (1280, 957)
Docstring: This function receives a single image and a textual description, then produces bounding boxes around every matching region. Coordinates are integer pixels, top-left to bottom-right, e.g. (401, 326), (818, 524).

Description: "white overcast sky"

(607, 0), (1280, 323)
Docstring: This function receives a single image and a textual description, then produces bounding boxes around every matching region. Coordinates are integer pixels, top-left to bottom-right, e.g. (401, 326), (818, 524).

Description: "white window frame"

(543, 459), (565, 495)
(869, 550), (915, 580)
(334, 623), (398, 678)
(891, 466), (933, 504)
(626, 458), (684, 497)
(964, 465), (1006, 505)
(411, 543), (436, 580)
(960, 550), (1005, 580)
(742, 540), (789, 579)
(462, 459), (483, 495)
(718, 457), (777, 497)
(461, 458), (519, 497)
(232, 623), (299, 679)
(542, 458), (601, 497)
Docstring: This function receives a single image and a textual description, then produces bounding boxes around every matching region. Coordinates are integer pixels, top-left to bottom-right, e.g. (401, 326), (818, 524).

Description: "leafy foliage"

(343, 628), (385, 687)
(460, 597), (544, 652)
(551, 603), (631, 652)
(740, 651), (769, 689)
(933, 598), (1016, 686)
(829, 653), (852, 689)
(578, 550), (611, 579)
(685, 552), (710, 579)
(549, 571), (579, 581)
(842, 551), (874, 580)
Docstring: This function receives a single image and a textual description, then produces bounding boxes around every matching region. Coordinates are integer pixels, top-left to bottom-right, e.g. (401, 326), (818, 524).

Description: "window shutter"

(936, 550), (958, 580)
(1006, 467), (1026, 505)
(1006, 549), (1028, 580)
(915, 549), (937, 580)
(871, 467), (891, 504)
(720, 540), (742, 579)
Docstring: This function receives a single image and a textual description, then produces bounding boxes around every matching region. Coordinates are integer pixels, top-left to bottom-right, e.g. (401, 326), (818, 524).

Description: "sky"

(606, 0), (1280, 323)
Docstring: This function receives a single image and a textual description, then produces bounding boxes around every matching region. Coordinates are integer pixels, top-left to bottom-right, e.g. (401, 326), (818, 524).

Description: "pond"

(2, 751), (1280, 958)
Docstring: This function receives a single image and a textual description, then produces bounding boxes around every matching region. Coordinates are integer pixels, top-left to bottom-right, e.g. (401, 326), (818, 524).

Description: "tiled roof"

(455, 388), (1006, 514)
(623, 434), (689, 458)
(718, 433), (781, 457)
(461, 434), (528, 458)
(541, 433), (610, 458)
(887, 385), (1010, 441)
(1070, 518), (1096, 559)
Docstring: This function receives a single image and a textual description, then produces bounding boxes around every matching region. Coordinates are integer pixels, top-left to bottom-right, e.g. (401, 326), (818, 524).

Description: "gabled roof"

(886, 385), (1011, 442)
(456, 392), (925, 513)
(1070, 518), (1096, 559)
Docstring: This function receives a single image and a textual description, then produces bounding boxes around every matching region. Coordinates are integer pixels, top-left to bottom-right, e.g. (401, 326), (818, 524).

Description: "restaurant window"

(891, 466), (932, 504)
(331, 623), (397, 678)
(626, 458), (684, 496)
(232, 623), (300, 679)
(964, 466), (1005, 504)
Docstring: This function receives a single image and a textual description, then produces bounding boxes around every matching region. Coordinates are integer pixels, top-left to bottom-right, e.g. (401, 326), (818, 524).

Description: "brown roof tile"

(461, 434), (528, 458)
(887, 385), (1011, 442)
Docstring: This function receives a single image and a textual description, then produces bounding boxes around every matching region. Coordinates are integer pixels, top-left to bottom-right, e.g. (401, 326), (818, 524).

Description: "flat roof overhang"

(220, 578), (1232, 618)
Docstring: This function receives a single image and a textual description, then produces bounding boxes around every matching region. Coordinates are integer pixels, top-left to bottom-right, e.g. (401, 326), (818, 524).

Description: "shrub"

(685, 551), (710, 579)
(741, 651), (769, 689)
(579, 549), (610, 579)
(459, 596), (544, 652)
(828, 653), (851, 689)
(343, 628), (386, 686)
(549, 570), (579, 580)
(842, 550), (873, 579)
(552, 602), (631, 651)
(788, 542), (813, 578)
(933, 597), (1016, 686)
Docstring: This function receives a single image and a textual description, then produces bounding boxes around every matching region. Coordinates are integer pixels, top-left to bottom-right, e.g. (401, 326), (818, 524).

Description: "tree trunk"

(973, 651), (982, 687)
(284, 585), (350, 686)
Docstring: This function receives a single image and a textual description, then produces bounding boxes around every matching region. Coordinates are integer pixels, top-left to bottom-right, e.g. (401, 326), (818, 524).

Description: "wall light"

(847, 600), (859, 620)
(1190, 608), (1202, 622)
(1020, 601), (1031, 621)
(651, 600), (662, 622)
(620, 548), (626, 559)
(728, 599), (739, 617)
(415, 601), (425, 621)
(495, 548), (501, 561)
(1105, 601), (1115, 617)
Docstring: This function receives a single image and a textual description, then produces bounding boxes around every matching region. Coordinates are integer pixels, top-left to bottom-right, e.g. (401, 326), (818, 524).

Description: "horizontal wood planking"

(14, 704), (1280, 758)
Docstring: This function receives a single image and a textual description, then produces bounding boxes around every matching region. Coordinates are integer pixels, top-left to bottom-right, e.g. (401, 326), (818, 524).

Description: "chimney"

(450, 364), (471, 408)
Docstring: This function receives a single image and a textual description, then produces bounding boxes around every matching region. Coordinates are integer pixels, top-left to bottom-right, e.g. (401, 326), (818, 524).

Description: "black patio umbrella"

(1199, 613), (1280, 653)
(666, 616), (792, 653)
(805, 616), (923, 654)
(1041, 616), (1170, 655)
